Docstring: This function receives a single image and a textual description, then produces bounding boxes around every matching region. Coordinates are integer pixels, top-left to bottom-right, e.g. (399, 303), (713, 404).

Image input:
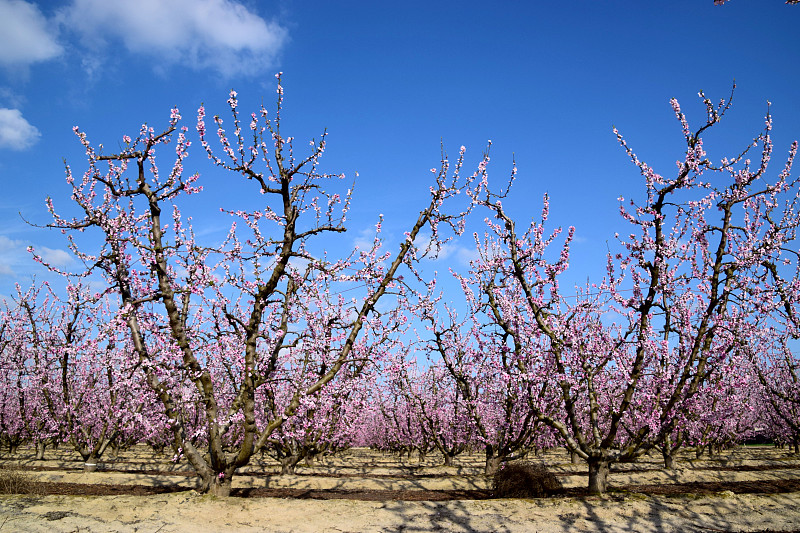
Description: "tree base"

(587, 460), (610, 494)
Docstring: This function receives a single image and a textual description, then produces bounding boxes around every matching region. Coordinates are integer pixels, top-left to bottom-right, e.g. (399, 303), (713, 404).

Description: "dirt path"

(1, 446), (799, 532)
(2, 491), (800, 532)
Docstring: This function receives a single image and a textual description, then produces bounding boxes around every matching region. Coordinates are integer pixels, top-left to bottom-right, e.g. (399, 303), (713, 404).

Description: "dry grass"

(493, 460), (563, 498)
(0, 464), (41, 495)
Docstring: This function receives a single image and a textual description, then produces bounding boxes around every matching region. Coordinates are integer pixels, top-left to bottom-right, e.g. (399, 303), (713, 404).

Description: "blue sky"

(0, 0), (798, 301)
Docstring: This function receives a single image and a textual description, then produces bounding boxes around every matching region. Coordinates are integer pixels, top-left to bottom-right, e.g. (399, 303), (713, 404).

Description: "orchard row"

(1, 78), (798, 495)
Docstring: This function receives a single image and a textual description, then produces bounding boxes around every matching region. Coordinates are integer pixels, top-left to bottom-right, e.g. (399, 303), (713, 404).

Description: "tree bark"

(34, 440), (46, 461)
(484, 452), (503, 476)
(587, 459), (610, 494)
(280, 455), (303, 475)
(662, 449), (675, 470)
(83, 453), (99, 472)
(661, 434), (676, 469)
(209, 476), (232, 497)
(695, 445), (705, 459)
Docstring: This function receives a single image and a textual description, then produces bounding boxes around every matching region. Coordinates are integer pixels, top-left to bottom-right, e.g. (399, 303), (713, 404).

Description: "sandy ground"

(1, 447), (799, 532)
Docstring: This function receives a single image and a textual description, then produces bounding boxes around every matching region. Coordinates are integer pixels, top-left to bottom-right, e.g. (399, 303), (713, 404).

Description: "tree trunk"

(280, 455), (302, 475)
(570, 450), (580, 464)
(484, 453), (503, 476)
(209, 475), (232, 497)
(662, 449), (675, 470)
(587, 459), (610, 494)
(83, 453), (99, 472)
(443, 453), (454, 467)
(661, 434), (675, 469)
(661, 434), (676, 469)
(35, 440), (46, 461)
(695, 445), (705, 459)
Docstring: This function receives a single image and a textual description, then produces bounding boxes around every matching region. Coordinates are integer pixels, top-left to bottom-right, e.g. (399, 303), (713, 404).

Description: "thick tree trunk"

(484, 447), (503, 476)
(183, 444), (238, 496)
(398, 448), (408, 462)
(208, 475), (232, 497)
(661, 434), (675, 469)
(443, 453), (454, 467)
(587, 459), (610, 494)
(83, 453), (99, 472)
(695, 445), (705, 459)
(570, 450), (580, 464)
(280, 455), (302, 475)
(662, 449), (675, 470)
(109, 443), (121, 460)
(35, 440), (46, 461)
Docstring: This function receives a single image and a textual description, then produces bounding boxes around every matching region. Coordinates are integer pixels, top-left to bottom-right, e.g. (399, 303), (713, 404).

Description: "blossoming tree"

(447, 87), (799, 493)
(39, 75), (480, 495)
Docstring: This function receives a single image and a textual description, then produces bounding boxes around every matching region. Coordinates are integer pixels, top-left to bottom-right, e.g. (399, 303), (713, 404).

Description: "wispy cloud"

(0, 88), (25, 108)
(0, 235), (71, 278)
(413, 232), (479, 267)
(58, 0), (288, 78)
(0, 107), (40, 150)
(38, 246), (73, 268)
(0, 235), (26, 276)
(354, 226), (380, 253)
(0, 0), (63, 68)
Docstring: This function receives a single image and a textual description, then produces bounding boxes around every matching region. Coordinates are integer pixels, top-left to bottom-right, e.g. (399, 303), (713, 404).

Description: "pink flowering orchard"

(384, 349), (476, 466)
(0, 281), (158, 466)
(740, 326), (800, 452)
(424, 87), (800, 493)
(412, 287), (557, 475)
(3, 76), (798, 498)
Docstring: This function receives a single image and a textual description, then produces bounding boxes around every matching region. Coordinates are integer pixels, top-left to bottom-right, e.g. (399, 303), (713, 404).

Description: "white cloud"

(411, 232), (479, 267)
(38, 246), (73, 267)
(0, 88), (25, 108)
(455, 246), (480, 266)
(431, 242), (480, 266)
(0, 235), (20, 251)
(0, 235), (24, 276)
(60, 0), (288, 77)
(0, 108), (40, 150)
(354, 226), (380, 253)
(0, 235), (72, 279)
(0, 0), (63, 67)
